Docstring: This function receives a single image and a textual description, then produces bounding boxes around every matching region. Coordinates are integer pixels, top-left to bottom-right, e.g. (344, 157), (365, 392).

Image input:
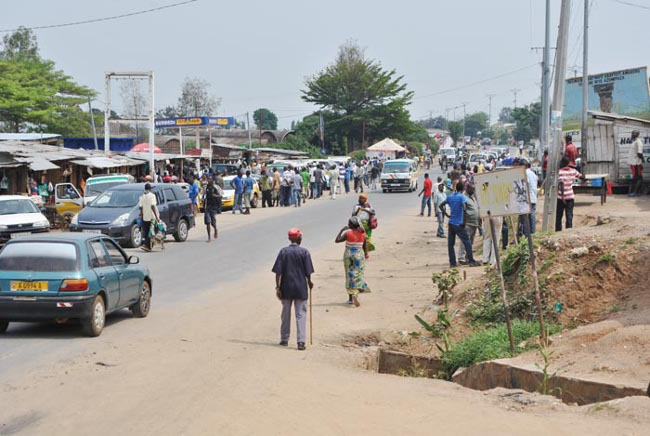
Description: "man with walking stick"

(272, 228), (315, 350)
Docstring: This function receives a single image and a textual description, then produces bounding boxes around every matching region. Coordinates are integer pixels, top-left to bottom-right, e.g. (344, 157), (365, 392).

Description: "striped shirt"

(557, 167), (581, 200)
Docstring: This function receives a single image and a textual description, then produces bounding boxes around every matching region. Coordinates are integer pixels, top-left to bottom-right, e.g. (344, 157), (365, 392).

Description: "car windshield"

(91, 190), (141, 208)
(85, 181), (127, 197)
(440, 149), (454, 155)
(0, 242), (78, 272)
(0, 199), (40, 215)
(383, 163), (410, 173)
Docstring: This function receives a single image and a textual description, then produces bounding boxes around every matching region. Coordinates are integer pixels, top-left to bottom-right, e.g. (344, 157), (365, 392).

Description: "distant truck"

(439, 147), (457, 164)
(580, 111), (650, 191)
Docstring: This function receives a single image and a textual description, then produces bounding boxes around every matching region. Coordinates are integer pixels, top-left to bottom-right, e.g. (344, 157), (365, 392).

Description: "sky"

(2, 0), (649, 129)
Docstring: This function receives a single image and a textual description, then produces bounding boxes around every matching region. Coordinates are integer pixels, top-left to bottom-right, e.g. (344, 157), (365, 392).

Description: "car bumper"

(0, 229), (49, 245)
(69, 224), (131, 242)
(0, 294), (96, 321)
(381, 181), (411, 190)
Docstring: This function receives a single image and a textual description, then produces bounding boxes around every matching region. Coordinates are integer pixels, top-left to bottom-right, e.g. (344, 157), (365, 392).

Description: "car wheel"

(251, 193), (259, 208)
(127, 224), (142, 248)
(82, 295), (105, 337)
(0, 320), (8, 333)
(131, 280), (151, 318)
(174, 219), (188, 242)
(382, 189), (387, 193)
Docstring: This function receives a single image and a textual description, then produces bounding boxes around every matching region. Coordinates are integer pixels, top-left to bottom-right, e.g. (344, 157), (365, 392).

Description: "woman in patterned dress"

(335, 217), (368, 307)
(351, 194), (376, 254)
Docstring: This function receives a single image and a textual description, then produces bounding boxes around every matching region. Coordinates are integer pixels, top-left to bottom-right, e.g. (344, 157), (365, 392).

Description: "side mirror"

(128, 255), (140, 265)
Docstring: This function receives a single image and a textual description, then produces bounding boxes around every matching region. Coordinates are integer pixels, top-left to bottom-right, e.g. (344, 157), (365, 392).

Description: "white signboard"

(474, 167), (531, 218)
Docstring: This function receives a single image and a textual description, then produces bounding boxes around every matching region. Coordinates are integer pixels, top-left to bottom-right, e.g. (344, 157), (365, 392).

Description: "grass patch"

(441, 321), (560, 377)
(597, 253), (616, 263)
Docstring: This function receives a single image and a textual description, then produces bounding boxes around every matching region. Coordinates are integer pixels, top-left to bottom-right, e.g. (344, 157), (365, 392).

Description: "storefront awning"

(14, 156), (60, 171)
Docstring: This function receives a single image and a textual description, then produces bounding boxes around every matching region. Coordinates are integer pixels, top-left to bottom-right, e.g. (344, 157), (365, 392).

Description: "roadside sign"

(155, 117), (235, 128)
(474, 166), (531, 218)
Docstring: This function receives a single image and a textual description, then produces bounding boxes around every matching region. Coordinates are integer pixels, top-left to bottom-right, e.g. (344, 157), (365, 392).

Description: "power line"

(0, 0), (198, 33)
(413, 64), (538, 100)
(611, 0), (650, 10)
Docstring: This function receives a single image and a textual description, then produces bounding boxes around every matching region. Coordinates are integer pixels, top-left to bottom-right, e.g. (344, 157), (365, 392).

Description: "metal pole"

(488, 214), (516, 354)
(581, 0), (589, 154)
(104, 74), (111, 155)
(195, 126), (200, 151)
(179, 128), (184, 155)
(88, 94), (99, 151)
(149, 72), (155, 180)
(487, 94), (495, 137)
(246, 112), (252, 150)
(461, 103), (467, 142)
(208, 128), (212, 169)
(522, 214), (547, 345)
(542, 0), (572, 232)
(540, 0), (552, 163)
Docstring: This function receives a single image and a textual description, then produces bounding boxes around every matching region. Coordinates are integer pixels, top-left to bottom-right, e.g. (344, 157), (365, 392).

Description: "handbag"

(369, 215), (378, 229)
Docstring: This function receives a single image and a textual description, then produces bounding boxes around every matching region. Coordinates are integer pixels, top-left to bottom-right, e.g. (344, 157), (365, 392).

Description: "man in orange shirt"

(418, 173), (433, 217)
(564, 134), (579, 169)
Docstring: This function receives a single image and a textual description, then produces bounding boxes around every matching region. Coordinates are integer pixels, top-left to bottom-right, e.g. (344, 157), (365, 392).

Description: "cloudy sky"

(2, 0), (648, 128)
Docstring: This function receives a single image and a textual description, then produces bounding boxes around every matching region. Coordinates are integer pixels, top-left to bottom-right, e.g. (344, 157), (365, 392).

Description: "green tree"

(511, 103), (541, 143)
(176, 77), (220, 117)
(253, 108), (278, 130)
(447, 121), (463, 144)
(0, 26), (38, 59)
(463, 112), (489, 138)
(0, 57), (95, 135)
(499, 107), (514, 123)
(301, 40), (413, 151)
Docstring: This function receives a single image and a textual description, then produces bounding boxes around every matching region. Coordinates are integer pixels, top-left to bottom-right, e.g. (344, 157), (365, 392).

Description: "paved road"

(0, 169), (443, 381)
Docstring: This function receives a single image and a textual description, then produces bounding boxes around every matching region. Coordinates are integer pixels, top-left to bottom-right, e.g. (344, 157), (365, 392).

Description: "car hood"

(0, 212), (48, 225)
(78, 206), (135, 222)
(381, 172), (411, 179)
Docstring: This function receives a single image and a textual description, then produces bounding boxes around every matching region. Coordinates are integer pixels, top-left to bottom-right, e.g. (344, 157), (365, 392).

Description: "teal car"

(0, 233), (152, 337)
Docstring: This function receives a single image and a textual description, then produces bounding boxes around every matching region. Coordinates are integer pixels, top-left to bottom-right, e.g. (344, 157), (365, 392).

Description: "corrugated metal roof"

(0, 133), (62, 141)
(14, 156), (60, 171)
(70, 156), (142, 169)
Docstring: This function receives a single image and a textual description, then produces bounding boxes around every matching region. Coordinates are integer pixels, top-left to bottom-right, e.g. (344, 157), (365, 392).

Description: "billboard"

(563, 67), (650, 130)
(155, 117), (235, 128)
(474, 167), (531, 218)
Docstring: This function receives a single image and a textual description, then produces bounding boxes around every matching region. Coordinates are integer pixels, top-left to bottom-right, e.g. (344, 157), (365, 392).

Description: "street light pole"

(581, 0), (590, 152)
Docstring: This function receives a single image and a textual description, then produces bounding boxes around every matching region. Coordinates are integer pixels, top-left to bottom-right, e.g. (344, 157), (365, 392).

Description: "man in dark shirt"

(272, 228), (315, 351)
(202, 177), (221, 242)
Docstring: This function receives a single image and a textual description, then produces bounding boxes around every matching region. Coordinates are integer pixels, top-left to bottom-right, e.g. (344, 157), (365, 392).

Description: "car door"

(154, 189), (171, 229)
(102, 238), (140, 307)
(87, 239), (120, 311)
(163, 187), (180, 229)
(55, 183), (83, 214)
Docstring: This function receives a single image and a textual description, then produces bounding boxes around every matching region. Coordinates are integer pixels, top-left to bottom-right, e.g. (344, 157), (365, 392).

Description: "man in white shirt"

(139, 183), (159, 251)
(628, 130), (644, 197)
(518, 162), (539, 236)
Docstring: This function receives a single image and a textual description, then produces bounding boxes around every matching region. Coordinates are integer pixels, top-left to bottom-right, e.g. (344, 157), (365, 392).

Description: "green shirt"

(300, 171), (310, 187)
(259, 175), (271, 191)
(464, 194), (480, 227)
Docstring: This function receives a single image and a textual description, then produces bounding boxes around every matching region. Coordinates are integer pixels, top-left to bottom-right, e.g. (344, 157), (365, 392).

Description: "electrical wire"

(0, 0), (198, 33)
(611, 0), (650, 10)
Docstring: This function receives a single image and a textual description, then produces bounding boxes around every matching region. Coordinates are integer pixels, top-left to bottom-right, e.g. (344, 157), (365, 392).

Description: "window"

(91, 190), (141, 208)
(163, 188), (176, 202)
(88, 240), (110, 268)
(172, 186), (188, 200)
(103, 239), (126, 266)
(0, 199), (40, 215)
(0, 242), (78, 272)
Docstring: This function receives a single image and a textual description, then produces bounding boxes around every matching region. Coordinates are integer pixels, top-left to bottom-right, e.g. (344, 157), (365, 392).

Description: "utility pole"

(461, 103), (467, 142)
(88, 94), (99, 151)
(540, 0), (552, 162)
(542, 0), (572, 232)
(487, 94), (496, 136)
(445, 108), (451, 130)
(510, 88), (521, 108)
(246, 112), (252, 150)
(581, 0), (589, 154)
(104, 74), (111, 154)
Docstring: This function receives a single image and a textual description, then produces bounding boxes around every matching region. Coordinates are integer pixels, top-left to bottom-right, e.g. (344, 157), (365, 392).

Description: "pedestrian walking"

(300, 167), (310, 203)
(313, 165), (324, 198)
(344, 164), (352, 194)
(556, 156), (583, 231)
(338, 164), (345, 195)
(518, 162), (539, 237)
(243, 170), (254, 214)
(352, 194), (376, 254)
(433, 182), (447, 238)
(272, 228), (315, 351)
(628, 130), (644, 197)
(418, 173), (433, 216)
(335, 217), (369, 307)
(188, 176), (199, 216)
(202, 177), (221, 242)
(138, 183), (159, 252)
(370, 164), (379, 190)
(439, 182), (481, 268)
(354, 163), (364, 193)
(482, 216), (502, 266)
(282, 167), (293, 206)
(230, 172), (244, 214)
(272, 168), (281, 207)
(328, 165), (338, 199)
(292, 170), (303, 207)
(457, 183), (479, 265)
(259, 170), (273, 208)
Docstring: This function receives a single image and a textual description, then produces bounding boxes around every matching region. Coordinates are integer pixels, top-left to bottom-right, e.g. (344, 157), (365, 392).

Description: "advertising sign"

(564, 67), (650, 130)
(473, 167), (531, 218)
(155, 117), (235, 128)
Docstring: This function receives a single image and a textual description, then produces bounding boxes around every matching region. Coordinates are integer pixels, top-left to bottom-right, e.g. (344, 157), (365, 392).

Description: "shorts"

(204, 207), (217, 226)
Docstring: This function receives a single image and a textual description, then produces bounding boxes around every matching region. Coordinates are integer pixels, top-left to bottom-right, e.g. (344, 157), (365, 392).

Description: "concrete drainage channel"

(368, 349), (649, 406)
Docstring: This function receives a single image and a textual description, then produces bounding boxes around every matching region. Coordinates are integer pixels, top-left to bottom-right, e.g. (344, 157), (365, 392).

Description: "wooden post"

(509, 216), (519, 246)
(489, 213), (516, 354)
(522, 214), (547, 345)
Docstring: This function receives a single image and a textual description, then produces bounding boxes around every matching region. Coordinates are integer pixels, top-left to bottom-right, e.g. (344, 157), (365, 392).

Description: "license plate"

(82, 230), (102, 234)
(10, 232), (31, 239)
(11, 281), (48, 291)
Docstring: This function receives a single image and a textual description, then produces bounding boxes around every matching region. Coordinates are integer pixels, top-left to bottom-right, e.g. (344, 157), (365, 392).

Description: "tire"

(174, 219), (189, 242)
(131, 280), (151, 318)
(251, 193), (259, 208)
(382, 189), (387, 193)
(82, 295), (105, 337)
(127, 224), (142, 248)
(0, 321), (8, 333)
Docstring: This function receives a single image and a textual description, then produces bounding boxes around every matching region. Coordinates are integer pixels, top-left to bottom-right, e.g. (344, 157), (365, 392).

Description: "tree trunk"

(347, 134), (354, 153)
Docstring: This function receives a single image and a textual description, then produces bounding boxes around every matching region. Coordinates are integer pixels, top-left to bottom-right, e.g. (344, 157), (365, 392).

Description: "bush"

(441, 321), (559, 376)
(350, 150), (366, 162)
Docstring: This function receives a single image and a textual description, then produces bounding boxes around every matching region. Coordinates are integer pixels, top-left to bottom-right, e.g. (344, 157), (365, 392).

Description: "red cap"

(288, 228), (302, 239)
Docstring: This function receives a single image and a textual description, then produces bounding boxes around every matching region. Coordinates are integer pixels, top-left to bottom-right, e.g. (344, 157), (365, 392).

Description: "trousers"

(448, 224), (475, 266)
(556, 199), (574, 231)
(458, 224), (478, 262)
(281, 299), (308, 344)
(482, 217), (502, 265)
(420, 195), (432, 216)
(262, 190), (273, 208)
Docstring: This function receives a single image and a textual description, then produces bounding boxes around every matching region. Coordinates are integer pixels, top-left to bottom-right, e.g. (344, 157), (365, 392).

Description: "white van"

(380, 159), (419, 192)
(439, 147), (457, 164)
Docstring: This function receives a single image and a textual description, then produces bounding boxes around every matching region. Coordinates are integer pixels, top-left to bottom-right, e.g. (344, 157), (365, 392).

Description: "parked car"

(0, 233), (151, 337)
(469, 153), (494, 171)
(83, 174), (135, 204)
(211, 163), (239, 176)
(221, 175), (261, 209)
(0, 196), (50, 245)
(69, 183), (195, 248)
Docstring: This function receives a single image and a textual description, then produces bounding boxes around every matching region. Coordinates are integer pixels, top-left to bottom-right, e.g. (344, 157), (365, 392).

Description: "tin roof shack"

(0, 133), (62, 145)
(582, 111), (650, 189)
